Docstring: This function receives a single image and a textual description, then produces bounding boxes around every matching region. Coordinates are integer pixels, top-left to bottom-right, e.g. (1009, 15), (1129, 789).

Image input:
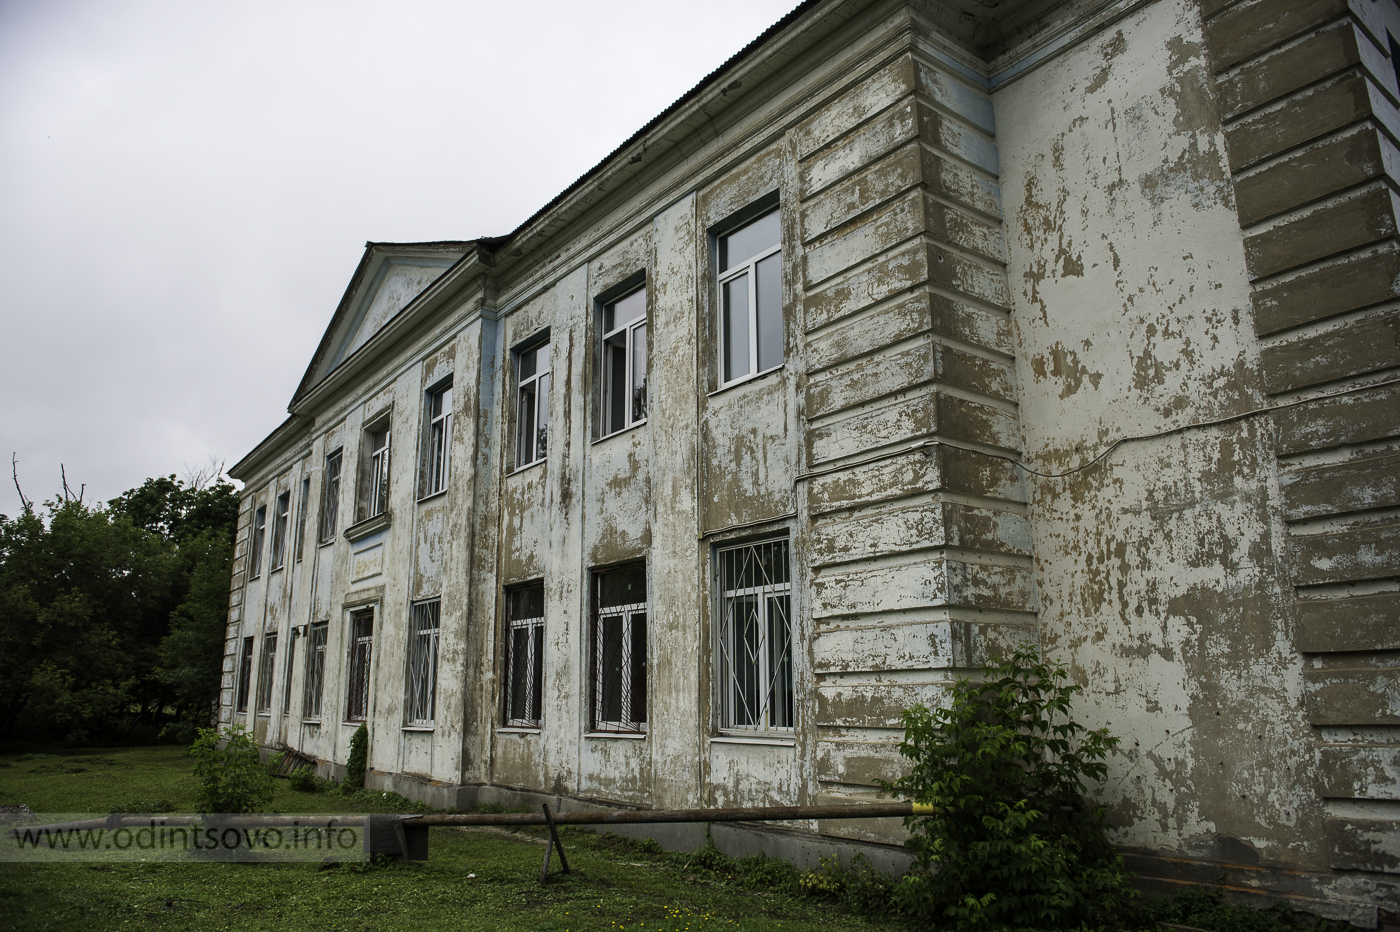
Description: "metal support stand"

(539, 803), (570, 883)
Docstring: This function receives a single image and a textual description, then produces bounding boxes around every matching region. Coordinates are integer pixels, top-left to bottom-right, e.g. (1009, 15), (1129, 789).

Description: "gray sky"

(0, 0), (797, 517)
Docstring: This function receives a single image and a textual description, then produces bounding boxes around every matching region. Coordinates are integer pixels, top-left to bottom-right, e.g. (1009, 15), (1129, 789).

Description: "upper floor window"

(419, 380), (453, 498)
(356, 422), (391, 523)
(248, 505), (267, 578)
(255, 633), (277, 714)
(601, 285), (647, 436)
(717, 207), (782, 387)
(269, 490), (291, 570)
(235, 636), (254, 713)
(294, 476), (310, 562)
(319, 449), (342, 543)
(716, 537), (793, 732)
(515, 342), (550, 469)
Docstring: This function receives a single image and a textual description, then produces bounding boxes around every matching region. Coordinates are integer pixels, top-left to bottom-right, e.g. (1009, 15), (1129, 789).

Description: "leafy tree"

(880, 644), (1137, 930)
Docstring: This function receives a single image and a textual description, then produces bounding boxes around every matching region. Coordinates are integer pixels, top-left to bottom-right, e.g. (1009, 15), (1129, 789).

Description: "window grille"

(270, 491), (291, 570)
(345, 609), (374, 722)
(282, 630), (296, 716)
(248, 506), (267, 578)
(590, 564), (647, 733)
(302, 622), (327, 720)
(420, 382), (452, 497)
(716, 538), (793, 731)
(405, 599), (441, 726)
(255, 634), (277, 713)
(319, 450), (342, 542)
(503, 584), (544, 727)
(367, 428), (390, 519)
(294, 476), (311, 562)
(235, 636), (254, 713)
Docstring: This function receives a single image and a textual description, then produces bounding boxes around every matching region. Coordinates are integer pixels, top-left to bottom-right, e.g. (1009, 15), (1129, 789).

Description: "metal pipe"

(417, 800), (935, 827)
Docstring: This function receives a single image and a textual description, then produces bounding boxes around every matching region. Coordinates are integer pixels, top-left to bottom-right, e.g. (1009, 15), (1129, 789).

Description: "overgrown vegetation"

(344, 722), (368, 790)
(189, 724), (274, 813)
(0, 469), (237, 743)
(880, 644), (1137, 930)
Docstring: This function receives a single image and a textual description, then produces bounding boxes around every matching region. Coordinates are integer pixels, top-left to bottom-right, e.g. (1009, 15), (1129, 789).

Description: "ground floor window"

(503, 584), (544, 728)
(255, 634), (277, 713)
(716, 537), (793, 731)
(345, 608), (374, 722)
(303, 621), (327, 720)
(235, 636), (254, 713)
(406, 599), (441, 727)
(590, 564), (647, 733)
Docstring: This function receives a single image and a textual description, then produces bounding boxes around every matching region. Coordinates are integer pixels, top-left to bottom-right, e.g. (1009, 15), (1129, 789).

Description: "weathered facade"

(223, 0), (1400, 922)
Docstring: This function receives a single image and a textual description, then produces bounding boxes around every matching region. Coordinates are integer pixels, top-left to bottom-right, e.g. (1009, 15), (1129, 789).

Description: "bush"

(188, 724), (275, 813)
(880, 643), (1136, 930)
(344, 723), (368, 791)
(288, 765), (317, 793)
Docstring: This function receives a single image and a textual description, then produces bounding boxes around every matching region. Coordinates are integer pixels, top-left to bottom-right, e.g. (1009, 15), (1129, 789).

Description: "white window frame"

(248, 505), (267, 578)
(600, 286), (647, 437)
(269, 490), (291, 570)
(590, 564), (648, 734)
(255, 633), (277, 714)
(302, 621), (328, 721)
(419, 380), (453, 498)
(514, 342), (550, 470)
(235, 636), (254, 714)
(405, 599), (441, 728)
(345, 608), (374, 723)
(715, 537), (794, 733)
(365, 427), (390, 520)
(282, 629), (297, 717)
(294, 476), (311, 562)
(503, 584), (545, 728)
(319, 449), (342, 543)
(716, 207), (782, 389)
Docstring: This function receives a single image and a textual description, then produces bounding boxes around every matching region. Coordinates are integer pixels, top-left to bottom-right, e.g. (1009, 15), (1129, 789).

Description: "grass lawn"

(0, 745), (903, 932)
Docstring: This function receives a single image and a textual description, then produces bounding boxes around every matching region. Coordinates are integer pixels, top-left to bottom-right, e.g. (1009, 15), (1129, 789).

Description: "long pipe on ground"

(416, 800), (939, 827)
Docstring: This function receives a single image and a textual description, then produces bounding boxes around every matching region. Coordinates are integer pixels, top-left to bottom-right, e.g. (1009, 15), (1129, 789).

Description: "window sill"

(318, 536), (335, 549)
(709, 363), (784, 398)
(343, 511), (391, 542)
(256, 712), (272, 718)
(585, 731), (647, 740)
(269, 564), (285, 574)
(301, 719), (322, 725)
(496, 726), (541, 735)
(592, 421), (647, 446)
(507, 458), (545, 477)
(343, 720), (367, 727)
(402, 724), (435, 732)
(710, 735), (796, 747)
(416, 488), (448, 505)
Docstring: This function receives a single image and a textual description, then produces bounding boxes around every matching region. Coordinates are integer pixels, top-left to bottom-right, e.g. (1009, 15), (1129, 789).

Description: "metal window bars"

(405, 600), (441, 726)
(346, 609), (374, 722)
(235, 636), (254, 713)
(716, 538), (793, 731)
(319, 450), (342, 542)
(255, 634), (277, 713)
(504, 585), (545, 727)
(590, 565), (647, 733)
(281, 629), (296, 716)
(294, 476), (310, 562)
(302, 622), (327, 719)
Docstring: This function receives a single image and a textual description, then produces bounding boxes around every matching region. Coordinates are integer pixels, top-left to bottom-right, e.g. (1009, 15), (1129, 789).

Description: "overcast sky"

(0, 0), (798, 517)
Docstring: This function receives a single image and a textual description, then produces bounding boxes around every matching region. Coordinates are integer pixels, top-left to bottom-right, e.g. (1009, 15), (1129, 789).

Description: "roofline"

(228, 414), (308, 483)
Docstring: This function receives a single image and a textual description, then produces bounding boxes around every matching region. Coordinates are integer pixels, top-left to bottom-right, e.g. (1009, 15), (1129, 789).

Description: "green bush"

(288, 765), (316, 793)
(880, 643), (1136, 930)
(344, 723), (368, 791)
(188, 724), (274, 813)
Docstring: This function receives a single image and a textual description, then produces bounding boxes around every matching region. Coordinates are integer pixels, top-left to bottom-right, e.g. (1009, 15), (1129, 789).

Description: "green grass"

(0, 745), (902, 932)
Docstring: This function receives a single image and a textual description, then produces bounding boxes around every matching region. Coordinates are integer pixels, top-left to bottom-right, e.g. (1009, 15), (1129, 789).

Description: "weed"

(343, 724), (367, 791)
(188, 725), (274, 814)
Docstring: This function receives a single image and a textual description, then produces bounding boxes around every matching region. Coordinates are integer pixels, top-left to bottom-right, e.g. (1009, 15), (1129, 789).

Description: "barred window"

(590, 564), (647, 734)
(503, 584), (544, 728)
(419, 381), (453, 498)
(716, 538), (793, 731)
(269, 491), (291, 570)
(294, 476), (311, 562)
(302, 621), (328, 720)
(319, 450), (342, 542)
(345, 609), (374, 723)
(405, 599), (441, 727)
(282, 630), (297, 717)
(255, 634), (277, 714)
(235, 636), (254, 713)
(248, 505), (267, 578)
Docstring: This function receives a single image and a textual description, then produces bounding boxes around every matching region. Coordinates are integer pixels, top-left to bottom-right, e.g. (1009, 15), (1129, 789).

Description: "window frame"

(302, 621), (328, 722)
(269, 490), (291, 571)
(405, 599), (441, 728)
(345, 608), (375, 724)
(248, 505), (267, 579)
(599, 283), (648, 438)
(715, 205), (783, 391)
(319, 449), (343, 543)
(294, 476), (311, 562)
(513, 338), (550, 471)
(714, 536), (794, 734)
(418, 378), (454, 499)
(282, 629), (297, 717)
(589, 564), (648, 735)
(235, 635), (254, 714)
(502, 582), (545, 729)
(360, 424), (391, 522)
(255, 633), (277, 715)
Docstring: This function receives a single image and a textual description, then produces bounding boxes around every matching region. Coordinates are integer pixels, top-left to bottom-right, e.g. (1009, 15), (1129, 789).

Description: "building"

(223, 0), (1400, 922)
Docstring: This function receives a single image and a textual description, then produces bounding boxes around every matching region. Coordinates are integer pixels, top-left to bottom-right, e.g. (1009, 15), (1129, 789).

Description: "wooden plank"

(1224, 71), (1389, 172)
(1244, 183), (1399, 280)
(1298, 590), (1400, 652)
(1304, 664), (1400, 724)
(1217, 19), (1370, 121)
(1260, 311), (1400, 395)
(1324, 817), (1400, 872)
(1234, 124), (1397, 227)
(1252, 239), (1400, 336)
(1291, 522), (1400, 584)
(1280, 451), (1400, 521)
(1274, 380), (1400, 454)
(1204, 0), (1348, 73)
(1317, 744), (1400, 799)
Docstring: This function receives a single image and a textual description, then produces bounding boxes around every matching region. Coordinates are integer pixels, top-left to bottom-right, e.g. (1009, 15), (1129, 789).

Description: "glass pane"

(631, 322), (647, 423)
(536, 372), (549, 458)
(531, 625), (545, 723)
(518, 347), (536, 379)
(510, 628), (530, 720)
(600, 613), (623, 723)
(509, 585), (544, 620)
(767, 594), (793, 728)
(609, 287), (646, 329)
(605, 332), (627, 433)
(755, 253), (783, 372)
(631, 612), (647, 725)
(598, 564), (646, 609)
(719, 209), (780, 272)
(517, 381), (536, 464)
(722, 274), (750, 383)
(731, 595), (760, 726)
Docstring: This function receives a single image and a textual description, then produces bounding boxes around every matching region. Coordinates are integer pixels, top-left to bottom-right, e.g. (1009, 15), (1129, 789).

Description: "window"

(303, 621), (328, 720)
(405, 599), (441, 727)
(282, 631), (297, 717)
(235, 636), (254, 713)
(248, 505), (267, 578)
(514, 342), (549, 469)
(358, 424), (391, 522)
(269, 491), (291, 570)
(255, 634), (277, 714)
(345, 609), (374, 722)
(716, 538), (793, 731)
(419, 380), (453, 498)
(503, 583), (544, 728)
(294, 476), (311, 562)
(590, 564), (647, 734)
(319, 450), (342, 542)
(601, 286), (647, 436)
(717, 207), (782, 387)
